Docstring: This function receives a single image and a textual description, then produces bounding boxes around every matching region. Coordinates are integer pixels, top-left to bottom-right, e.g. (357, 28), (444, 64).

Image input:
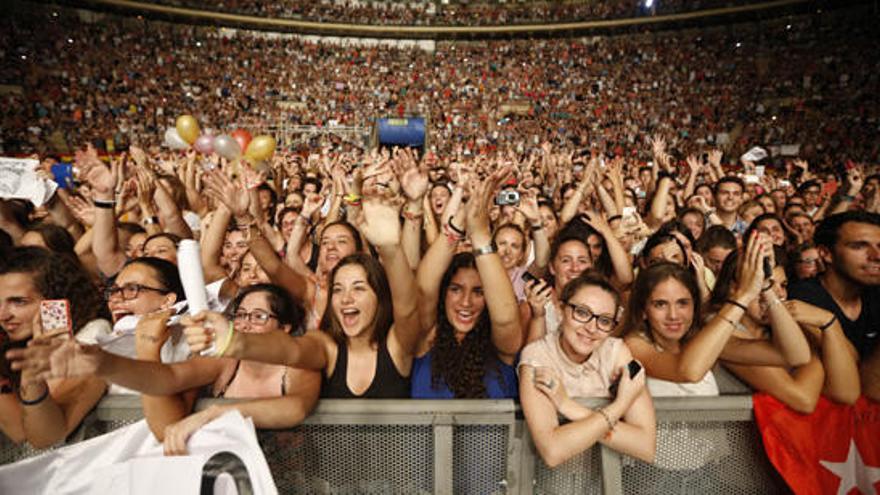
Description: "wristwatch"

(473, 244), (495, 257)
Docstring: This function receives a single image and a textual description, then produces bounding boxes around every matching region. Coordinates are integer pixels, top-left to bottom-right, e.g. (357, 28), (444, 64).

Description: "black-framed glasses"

(233, 309), (278, 325)
(565, 301), (617, 333)
(104, 283), (171, 301)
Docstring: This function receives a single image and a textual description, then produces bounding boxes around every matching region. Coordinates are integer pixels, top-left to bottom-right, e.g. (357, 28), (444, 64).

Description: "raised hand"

(396, 148), (429, 202)
(734, 232), (768, 304)
(357, 190), (404, 249)
(686, 154), (703, 175)
(517, 190), (541, 226)
(525, 278), (553, 317)
(580, 210), (612, 236)
(202, 170), (250, 220)
(707, 149), (723, 168)
(63, 194), (96, 227)
(300, 192), (324, 222)
(76, 144), (117, 198)
(466, 165), (512, 241)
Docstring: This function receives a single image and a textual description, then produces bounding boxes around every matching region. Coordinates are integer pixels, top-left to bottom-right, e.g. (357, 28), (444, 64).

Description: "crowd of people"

(0, 1), (878, 491)
(142, 0), (765, 26)
(1, 3), (877, 169)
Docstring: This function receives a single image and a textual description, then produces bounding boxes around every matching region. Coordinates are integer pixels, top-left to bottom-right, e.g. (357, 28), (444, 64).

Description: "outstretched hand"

(202, 170), (251, 220)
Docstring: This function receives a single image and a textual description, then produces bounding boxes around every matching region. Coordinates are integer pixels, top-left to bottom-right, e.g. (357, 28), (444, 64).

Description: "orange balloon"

(231, 129), (252, 153)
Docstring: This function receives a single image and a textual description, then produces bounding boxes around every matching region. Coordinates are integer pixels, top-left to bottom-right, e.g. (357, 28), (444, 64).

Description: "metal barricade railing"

(1, 394), (786, 494)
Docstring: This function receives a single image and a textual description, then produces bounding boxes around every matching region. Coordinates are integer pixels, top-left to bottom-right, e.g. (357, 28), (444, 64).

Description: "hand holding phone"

(38, 299), (73, 340)
(609, 360), (643, 397)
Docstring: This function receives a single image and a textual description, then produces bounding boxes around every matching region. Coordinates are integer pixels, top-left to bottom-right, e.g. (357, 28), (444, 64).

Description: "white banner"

(0, 411), (277, 495)
(0, 158), (57, 207)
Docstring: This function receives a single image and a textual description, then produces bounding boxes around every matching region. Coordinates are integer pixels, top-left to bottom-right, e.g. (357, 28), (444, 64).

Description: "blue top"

(410, 351), (519, 399)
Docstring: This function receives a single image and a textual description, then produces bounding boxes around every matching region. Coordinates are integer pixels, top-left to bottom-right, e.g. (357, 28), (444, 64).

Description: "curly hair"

(431, 253), (504, 398)
(0, 246), (108, 333)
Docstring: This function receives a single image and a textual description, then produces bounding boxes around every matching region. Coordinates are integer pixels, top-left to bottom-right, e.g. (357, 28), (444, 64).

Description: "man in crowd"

(789, 211), (880, 361)
(713, 176), (747, 236)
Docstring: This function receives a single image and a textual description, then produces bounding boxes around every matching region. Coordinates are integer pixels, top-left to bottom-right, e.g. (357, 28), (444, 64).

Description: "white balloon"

(164, 127), (190, 150)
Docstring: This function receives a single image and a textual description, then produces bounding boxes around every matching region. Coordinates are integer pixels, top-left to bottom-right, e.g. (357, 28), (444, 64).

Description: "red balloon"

(231, 129), (252, 154)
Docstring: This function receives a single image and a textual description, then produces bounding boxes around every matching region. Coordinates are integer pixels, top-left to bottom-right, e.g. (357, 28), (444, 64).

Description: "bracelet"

(343, 193), (362, 206)
(295, 215), (312, 227)
(473, 244), (495, 257)
(596, 407), (617, 431)
(725, 299), (748, 312)
(403, 209), (424, 221)
(447, 217), (466, 236)
(607, 214), (622, 223)
(144, 216), (159, 225)
(819, 315), (837, 331)
(18, 384), (50, 406)
(217, 321), (236, 357)
(93, 199), (116, 209)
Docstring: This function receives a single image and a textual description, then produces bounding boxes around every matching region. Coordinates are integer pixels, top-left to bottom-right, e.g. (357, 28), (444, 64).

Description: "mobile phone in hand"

(609, 360), (642, 397)
(38, 299), (73, 340)
(521, 271), (540, 284)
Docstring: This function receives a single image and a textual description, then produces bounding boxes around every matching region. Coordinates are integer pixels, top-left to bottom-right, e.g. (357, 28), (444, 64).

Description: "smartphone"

(609, 360), (642, 397)
(521, 271), (540, 284)
(38, 299), (73, 340)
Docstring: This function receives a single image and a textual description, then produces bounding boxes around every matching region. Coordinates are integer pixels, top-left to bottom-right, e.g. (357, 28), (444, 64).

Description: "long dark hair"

(623, 262), (701, 343)
(0, 247), (107, 337)
(319, 253), (392, 347)
(24, 223), (76, 257)
(431, 253), (501, 398)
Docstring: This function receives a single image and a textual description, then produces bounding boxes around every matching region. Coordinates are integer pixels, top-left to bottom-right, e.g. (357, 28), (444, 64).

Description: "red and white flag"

(753, 393), (880, 495)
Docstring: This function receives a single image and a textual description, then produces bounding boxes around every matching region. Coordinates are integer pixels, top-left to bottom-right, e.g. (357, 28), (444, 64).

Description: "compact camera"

(495, 189), (520, 206)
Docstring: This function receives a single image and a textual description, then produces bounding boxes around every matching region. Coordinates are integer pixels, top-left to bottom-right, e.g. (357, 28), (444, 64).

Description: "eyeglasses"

(104, 283), (170, 301)
(797, 258), (820, 266)
(565, 302), (617, 333)
(232, 309), (278, 325)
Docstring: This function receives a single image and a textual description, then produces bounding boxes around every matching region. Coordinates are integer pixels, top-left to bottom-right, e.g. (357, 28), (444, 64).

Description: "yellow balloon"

(175, 115), (200, 145)
(244, 135), (276, 162)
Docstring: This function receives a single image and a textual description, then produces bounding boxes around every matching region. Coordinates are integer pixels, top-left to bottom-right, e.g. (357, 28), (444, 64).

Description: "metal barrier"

(1, 392), (786, 494)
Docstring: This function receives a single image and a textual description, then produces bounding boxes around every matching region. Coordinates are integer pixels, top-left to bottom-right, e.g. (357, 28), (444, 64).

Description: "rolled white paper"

(177, 239), (209, 315)
(177, 240), (215, 356)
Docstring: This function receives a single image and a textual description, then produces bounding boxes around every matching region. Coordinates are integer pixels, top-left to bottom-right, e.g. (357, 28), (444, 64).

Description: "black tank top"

(321, 337), (410, 398)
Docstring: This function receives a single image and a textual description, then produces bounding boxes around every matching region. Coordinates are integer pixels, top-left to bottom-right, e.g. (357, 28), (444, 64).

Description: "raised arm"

(79, 145), (127, 276)
(416, 196), (466, 334)
(356, 190), (424, 355)
(467, 167), (522, 360)
(646, 174), (674, 230)
(582, 211), (634, 287)
(203, 170), (316, 306)
(395, 149), (430, 271)
(517, 191), (550, 269)
(628, 234), (766, 383)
